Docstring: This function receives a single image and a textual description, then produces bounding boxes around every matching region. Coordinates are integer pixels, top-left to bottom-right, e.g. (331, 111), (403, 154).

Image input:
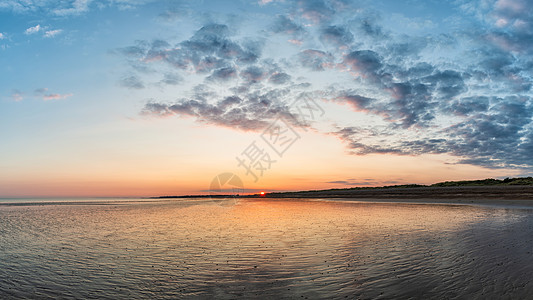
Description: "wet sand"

(2, 198), (533, 298)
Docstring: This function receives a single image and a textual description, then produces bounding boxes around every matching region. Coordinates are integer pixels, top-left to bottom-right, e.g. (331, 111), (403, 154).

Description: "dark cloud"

(34, 87), (47, 94)
(333, 96), (533, 168)
(120, 75), (144, 89)
(387, 82), (435, 127)
(320, 25), (354, 46)
(334, 92), (374, 112)
(207, 67), (238, 82)
(116, 2), (533, 170)
(297, 0), (335, 23)
(385, 39), (428, 60)
(406, 62), (435, 78)
(343, 50), (383, 80)
(359, 19), (385, 38)
(269, 72), (291, 85)
(119, 23), (262, 76)
(423, 70), (466, 99)
(446, 96), (490, 116)
(298, 49), (334, 71)
(327, 179), (377, 186)
(271, 15), (306, 37)
(160, 73), (182, 86)
(158, 6), (188, 22)
(488, 0), (533, 54)
(141, 89), (304, 131)
(241, 66), (266, 83)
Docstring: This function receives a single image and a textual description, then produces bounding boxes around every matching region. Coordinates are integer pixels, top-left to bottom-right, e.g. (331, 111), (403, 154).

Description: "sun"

(260, 191), (266, 196)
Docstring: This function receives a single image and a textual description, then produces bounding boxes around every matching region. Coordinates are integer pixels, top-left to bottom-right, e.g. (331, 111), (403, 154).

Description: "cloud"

(8, 88), (71, 101)
(119, 21), (313, 133)
(297, 0), (335, 23)
(1, 0), (151, 15)
(53, 0), (91, 16)
(269, 72), (291, 85)
(32, 87), (72, 100)
(43, 93), (73, 100)
(327, 178), (388, 186)
(34, 87), (48, 95)
(271, 15), (306, 37)
(319, 25), (354, 47)
(298, 49), (334, 71)
(120, 75), (145, 89)
(24, 25), (63, 38)
(207, 67), (238, 82)
(11, 90), (23, 101)
(141, 91), (300, 132)
(332, 95), (533, 168)
(358, 18), (386, 39)
(0, 33), (4, 39)
(423, 70), (466, 99)
(44, 29), (63, 38)
(119, 23), (262, 76)
(25, 24), (41, 35)
(159, 73), (182, 86)
(446, 96), (490, 116)
(343, 50), (383, 79)
(115, 2), (533, 170)
(140, 73), (314, 131)
(484, 0), (533, 54)
(335, 93), (374, 112)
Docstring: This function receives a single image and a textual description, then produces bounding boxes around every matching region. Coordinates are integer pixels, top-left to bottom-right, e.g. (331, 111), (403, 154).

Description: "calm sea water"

(1, 198), (532, 299)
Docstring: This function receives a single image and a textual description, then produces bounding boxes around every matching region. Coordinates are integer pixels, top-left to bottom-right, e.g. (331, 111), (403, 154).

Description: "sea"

(1, 197), (532, 299)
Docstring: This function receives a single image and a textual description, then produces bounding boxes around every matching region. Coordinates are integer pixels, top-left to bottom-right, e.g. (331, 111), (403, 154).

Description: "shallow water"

(1, 198), (532, 299)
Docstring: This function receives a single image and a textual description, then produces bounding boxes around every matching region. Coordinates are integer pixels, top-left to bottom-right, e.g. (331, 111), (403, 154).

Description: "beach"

(1, 197), (533, 299)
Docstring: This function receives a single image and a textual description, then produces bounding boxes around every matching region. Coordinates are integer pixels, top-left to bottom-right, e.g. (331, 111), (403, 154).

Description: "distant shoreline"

(155, 177), (533, 201)
(258, 185), (533, 200)
(155, 185), (533, 206)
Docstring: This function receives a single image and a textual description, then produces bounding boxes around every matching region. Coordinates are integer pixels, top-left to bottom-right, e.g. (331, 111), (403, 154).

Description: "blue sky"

(1, 0), (532, 197)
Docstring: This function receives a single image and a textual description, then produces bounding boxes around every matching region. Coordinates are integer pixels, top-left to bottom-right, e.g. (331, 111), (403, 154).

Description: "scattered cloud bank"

(34, 88), (73, 100)
(0, 0), (152, 15)
(23, 25), (63, 38)
(114, 0), (533, 170)
(119, 23), (311, 131)
(8, 88), (73, 101)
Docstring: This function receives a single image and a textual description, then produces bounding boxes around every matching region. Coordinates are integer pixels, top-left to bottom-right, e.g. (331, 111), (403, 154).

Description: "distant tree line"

(430, 177), (533, 187)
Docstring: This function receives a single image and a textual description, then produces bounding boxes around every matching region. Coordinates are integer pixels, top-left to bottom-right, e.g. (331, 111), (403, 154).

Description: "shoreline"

(260, 185), (533, 199)
(248, 197), (533, 208)
(250, 185), (533, 208)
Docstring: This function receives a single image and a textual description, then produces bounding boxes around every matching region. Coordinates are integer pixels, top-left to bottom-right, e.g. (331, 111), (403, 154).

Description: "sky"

(1, 0), (532, 197)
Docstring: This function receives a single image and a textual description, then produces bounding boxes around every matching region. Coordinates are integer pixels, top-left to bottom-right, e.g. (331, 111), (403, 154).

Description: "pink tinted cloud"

(288, 39), (303, 45)
(11, 90), (23, 101)
(43, 93), (73, 100)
